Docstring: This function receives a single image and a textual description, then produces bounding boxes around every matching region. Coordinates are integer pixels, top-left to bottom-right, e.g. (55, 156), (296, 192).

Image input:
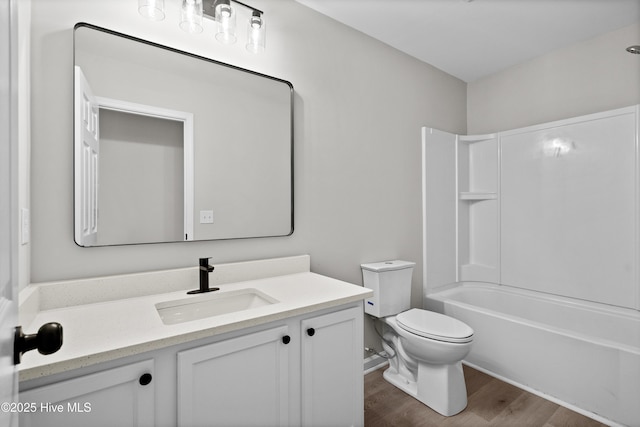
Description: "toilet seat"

(396, 309), (473, 343)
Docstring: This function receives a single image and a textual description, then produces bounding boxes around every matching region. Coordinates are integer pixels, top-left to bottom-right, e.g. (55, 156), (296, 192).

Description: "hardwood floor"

(364, 365), (608, 427)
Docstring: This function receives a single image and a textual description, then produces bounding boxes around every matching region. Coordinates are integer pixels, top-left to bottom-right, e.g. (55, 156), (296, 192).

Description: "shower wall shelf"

(459, 192), (497, 201)
(456, 133), (500, 284)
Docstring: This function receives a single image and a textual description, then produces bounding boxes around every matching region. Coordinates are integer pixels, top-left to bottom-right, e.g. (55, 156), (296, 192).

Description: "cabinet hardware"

(282, 335), (291, 344)
(307, 328), (315, 337)
(139, 373), (153, 386)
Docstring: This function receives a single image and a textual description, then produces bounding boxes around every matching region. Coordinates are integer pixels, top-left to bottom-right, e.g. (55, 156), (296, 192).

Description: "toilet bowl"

(380, 309), (473, 416)
(361, 261), (474, 416)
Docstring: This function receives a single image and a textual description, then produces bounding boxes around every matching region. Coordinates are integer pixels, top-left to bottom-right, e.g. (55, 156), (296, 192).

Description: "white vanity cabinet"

(20, 303), (364, 427)
(176, 305), (364, 427)
(19, 359), (155, 427)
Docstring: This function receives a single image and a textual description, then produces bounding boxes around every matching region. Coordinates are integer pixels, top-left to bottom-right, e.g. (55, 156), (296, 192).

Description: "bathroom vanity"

(18, 255), (372, 427)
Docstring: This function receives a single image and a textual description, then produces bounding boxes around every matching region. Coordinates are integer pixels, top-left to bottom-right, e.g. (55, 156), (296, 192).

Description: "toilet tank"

(361, 260), (415, 318)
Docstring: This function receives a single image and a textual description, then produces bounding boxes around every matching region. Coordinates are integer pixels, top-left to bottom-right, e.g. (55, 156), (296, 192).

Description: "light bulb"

(246, 12), (265, 53)
(215, 1), (237, 44)
(218, 4), (232, 18)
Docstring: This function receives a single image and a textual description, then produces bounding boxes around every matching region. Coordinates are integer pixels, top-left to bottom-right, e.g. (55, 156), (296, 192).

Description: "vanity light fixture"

(138, 0), (266, 53)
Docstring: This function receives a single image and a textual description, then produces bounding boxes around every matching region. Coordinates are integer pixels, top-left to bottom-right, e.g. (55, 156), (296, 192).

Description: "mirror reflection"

(73, 23), (293, 247)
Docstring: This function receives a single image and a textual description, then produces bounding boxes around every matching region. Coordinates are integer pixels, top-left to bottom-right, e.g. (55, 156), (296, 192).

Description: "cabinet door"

(177, 325), (290, 427)
(301, 306), (363, 427)
(19, 359), (155, 427)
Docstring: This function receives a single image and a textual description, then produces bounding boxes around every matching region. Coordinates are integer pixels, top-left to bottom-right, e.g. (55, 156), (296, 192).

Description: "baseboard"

(363, 352), (388, 374)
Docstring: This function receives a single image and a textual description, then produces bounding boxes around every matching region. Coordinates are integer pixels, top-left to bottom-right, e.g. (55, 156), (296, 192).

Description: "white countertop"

(19, 256), (372, 382)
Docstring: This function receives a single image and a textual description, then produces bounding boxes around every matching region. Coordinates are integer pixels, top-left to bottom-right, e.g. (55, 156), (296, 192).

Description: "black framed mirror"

(73, 23), (293, 247)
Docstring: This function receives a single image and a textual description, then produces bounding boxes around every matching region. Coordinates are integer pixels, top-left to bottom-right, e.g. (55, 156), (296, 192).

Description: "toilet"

(361, 260), (473, 416)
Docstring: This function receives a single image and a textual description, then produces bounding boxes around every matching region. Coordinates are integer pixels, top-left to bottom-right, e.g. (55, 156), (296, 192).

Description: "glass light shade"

(246, 13), (266, 53)
(180, 0), (204, 33)
(214, 2), (237, 44)
(138, 0), (165, 21)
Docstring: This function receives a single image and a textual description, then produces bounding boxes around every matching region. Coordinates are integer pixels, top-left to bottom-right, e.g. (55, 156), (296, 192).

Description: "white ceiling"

(294, 0), (640, 82)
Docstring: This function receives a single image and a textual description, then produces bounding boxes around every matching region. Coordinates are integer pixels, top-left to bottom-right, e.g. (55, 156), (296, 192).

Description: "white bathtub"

(424, 282), (640, 427)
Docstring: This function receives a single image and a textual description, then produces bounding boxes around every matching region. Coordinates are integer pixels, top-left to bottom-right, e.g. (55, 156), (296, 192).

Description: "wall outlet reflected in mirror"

(199, 210), (214, 224)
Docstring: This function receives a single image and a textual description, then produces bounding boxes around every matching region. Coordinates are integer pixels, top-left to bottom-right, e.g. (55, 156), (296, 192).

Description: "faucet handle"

(199, 257), (214, 272)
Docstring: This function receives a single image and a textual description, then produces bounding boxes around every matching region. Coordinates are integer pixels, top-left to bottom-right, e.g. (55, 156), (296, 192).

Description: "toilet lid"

(396, 309), (474, 343)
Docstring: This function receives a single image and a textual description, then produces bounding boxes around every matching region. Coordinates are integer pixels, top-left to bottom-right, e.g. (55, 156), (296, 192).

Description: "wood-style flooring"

(364, 365), (609, 427)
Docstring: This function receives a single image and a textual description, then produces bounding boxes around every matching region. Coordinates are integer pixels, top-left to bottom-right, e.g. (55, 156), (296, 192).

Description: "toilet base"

(382, 361), (468, 416)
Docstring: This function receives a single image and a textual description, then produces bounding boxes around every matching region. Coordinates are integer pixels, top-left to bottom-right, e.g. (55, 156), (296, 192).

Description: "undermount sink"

(156, 288), (279, 325)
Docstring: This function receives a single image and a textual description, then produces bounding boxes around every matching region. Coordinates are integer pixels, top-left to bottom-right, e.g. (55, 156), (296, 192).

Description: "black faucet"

(187, 257), (219, 294)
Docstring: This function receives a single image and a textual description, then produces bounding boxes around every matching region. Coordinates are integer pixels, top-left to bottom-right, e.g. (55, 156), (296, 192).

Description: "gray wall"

(27, 0), (466, 351)
(468, 22), (640, 134)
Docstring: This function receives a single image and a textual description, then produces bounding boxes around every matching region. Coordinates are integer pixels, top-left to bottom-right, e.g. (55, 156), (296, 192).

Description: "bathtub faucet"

(187, 257), (219, 294)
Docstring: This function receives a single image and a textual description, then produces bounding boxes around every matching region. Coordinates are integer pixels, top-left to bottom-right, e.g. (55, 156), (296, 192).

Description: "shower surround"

(422, 105), (640, 426)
